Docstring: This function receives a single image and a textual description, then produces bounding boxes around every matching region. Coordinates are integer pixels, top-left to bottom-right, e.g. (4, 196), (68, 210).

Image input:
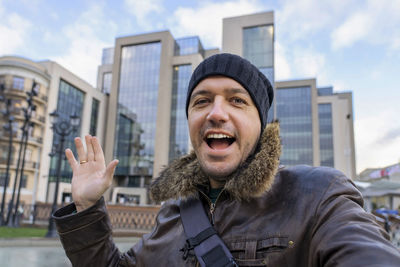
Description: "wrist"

(74, 199), (97, 212)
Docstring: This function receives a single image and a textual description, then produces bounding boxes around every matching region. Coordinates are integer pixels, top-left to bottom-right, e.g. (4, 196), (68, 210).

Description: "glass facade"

(49, 80), (84, 183)
(169, 65), (191, 162)
(114, 42), (161, 178)
(102, 47), (114, 65)
(319, 103), (334, 167)
(243, 25), (275, 122)
(318, 87), (333, 96)
(89, 98), (99, 136)
(174, 37), (205, 57)
(102, 72), (112, 94)
(277, 86), (313, 166)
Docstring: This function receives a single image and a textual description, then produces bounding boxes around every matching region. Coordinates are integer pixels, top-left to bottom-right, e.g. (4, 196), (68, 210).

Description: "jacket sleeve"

(309, 174), (400, 267)
(53, 197), (140, 267)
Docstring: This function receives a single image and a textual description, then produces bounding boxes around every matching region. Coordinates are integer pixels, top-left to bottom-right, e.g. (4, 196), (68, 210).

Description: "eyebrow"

(190, 87), (250, 101)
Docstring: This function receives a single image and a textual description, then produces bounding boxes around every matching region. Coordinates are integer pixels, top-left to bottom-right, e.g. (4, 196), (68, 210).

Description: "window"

(276, 86), (313, 166)
(49, 80), (84, 183)
(12, 77), (24, 90)
(0, 173), (10, 187)
(90, 98), (100, 136)
(114, 42), (161, 177)
(169, 65), (191, 162)
(102, 72), (112, 94)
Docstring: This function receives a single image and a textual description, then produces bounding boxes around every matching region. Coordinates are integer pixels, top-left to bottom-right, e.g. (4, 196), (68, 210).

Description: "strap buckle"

(180, 239), (194, 260)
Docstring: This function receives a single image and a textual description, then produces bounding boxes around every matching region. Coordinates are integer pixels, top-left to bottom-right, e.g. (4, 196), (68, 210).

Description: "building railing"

(12, 202), (160, 234)
(9, 203), (400, 246)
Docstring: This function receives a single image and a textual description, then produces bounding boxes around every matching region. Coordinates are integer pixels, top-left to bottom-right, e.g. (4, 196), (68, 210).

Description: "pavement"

(0, 237), (140, 267)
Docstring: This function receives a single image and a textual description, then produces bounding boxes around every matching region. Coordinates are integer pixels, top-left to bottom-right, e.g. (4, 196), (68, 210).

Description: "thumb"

(105, 159), (119, 179)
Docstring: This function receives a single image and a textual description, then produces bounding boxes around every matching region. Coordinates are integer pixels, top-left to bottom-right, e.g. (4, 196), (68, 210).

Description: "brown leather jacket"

(54, 123), (400, 266)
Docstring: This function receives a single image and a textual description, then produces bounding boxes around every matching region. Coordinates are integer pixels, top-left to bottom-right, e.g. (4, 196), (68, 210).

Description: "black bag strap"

(179, 197), (238, 267)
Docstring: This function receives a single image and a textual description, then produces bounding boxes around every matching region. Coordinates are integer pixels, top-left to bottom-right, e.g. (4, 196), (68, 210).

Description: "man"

(54, 53), (400, 266)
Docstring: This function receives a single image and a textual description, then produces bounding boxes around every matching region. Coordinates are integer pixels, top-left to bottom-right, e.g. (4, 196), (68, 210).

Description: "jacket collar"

(150, 122), (281, 202)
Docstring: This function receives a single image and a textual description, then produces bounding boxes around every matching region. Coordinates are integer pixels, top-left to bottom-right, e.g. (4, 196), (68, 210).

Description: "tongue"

(209, 139), (231, 150)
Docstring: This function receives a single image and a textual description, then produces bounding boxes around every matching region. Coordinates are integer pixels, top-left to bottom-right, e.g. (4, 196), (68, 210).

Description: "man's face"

(188, 76), (261, 186)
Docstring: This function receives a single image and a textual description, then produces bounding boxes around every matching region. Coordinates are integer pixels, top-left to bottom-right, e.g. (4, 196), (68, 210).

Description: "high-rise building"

(317, 87), (356, 179)
(0, 56), (107, 207)
(97, 32), (217, 204)
(274, 79), (356, 179)
(222, 11), (275, 121)
(98, 11), (356, 204)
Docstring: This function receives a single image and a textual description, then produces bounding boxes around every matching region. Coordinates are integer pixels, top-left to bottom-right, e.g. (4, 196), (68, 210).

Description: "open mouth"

(205, 133), (236, 150)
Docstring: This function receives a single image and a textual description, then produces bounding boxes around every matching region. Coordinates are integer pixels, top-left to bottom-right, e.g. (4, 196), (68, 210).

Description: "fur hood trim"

(150, 122), (281, 202)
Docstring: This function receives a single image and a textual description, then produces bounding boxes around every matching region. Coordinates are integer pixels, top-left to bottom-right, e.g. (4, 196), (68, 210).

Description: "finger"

(75, 137), (87, 162)
(104, 159), (119, 185)
(65, 148), (78, 170)
(92, 136), (105, 164)
(85, 135), (95, 162)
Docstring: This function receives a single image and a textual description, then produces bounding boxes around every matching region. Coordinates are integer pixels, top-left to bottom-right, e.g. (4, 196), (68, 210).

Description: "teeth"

(207, 133), (232, 139)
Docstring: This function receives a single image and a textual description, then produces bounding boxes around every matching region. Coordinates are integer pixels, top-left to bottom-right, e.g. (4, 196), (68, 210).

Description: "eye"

(193, 98), (209, 106)
(231, 97), (247, 105)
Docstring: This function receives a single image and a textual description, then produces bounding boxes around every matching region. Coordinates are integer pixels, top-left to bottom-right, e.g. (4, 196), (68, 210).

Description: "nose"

(206, 98), (229, 123)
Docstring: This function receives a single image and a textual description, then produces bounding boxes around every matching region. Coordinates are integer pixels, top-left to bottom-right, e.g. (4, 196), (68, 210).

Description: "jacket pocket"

(227, 236), (289, 266)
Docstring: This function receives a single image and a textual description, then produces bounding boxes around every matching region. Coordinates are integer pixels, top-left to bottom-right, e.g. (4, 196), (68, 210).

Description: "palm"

(71, 161), (107, 204)
(65, 135), (118, 211)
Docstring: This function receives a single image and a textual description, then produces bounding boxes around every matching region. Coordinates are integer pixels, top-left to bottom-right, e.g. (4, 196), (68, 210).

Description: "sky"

(1, 0), (399, 174)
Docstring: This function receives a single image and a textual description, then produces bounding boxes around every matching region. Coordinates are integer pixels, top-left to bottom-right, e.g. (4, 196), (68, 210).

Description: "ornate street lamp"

(45, 110), (80, 238)
(0, 83), (15, 225)
(6, 80), (37, 227)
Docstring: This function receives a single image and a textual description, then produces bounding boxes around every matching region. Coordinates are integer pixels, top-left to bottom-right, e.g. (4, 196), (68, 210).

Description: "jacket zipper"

(199, 189), (224, 226)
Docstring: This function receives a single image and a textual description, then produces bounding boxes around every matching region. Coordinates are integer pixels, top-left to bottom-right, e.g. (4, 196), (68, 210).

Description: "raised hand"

(65, 135), (119, 212)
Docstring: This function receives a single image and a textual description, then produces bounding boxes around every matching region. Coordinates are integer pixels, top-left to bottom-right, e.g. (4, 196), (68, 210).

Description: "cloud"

(124, 0), (164, 29)
(167, 0), (266, 48)
(355, 109), (400, 172)
(52, 3), (116, 86)
(281, 47), (326, 81)
(331, 11), (370, 50)
(0, 11), (32, 55)
(277, 0), (355, 42)
(274, 41), (291, 80)
(376, 127), (400, 145)
(331, 0), (400, 50)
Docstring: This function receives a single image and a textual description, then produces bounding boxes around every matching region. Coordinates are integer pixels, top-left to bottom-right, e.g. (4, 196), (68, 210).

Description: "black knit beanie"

(185, 53), (274, 130)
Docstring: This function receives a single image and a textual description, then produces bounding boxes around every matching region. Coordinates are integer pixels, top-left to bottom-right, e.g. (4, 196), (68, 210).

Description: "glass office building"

(243, 25), (275, 122)
(318, 103), (334, 167)
(114, 42), (162, 179)
(169, 64), (191, 162)
(174, 37), (205, 57)
(277, 86), (313, 166)
(49, 80), (84, 183)
(243, 25), (274, 82)
(102, 48), (114, 65)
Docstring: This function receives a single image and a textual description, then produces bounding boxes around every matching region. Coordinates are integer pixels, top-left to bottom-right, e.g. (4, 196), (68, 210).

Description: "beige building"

(97, 32), (218, 205)
(97, 11), (276, 205)
(274, 79), (356, 179)
(0, 56), (107, 207)
(317, 88), (356, 179)
(0, 56), (50, 205)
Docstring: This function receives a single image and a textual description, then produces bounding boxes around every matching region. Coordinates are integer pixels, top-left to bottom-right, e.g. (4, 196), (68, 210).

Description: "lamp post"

(6, 80), (37, 227)
(45, 110), (80, 238)
(0, 83), (15, 225)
